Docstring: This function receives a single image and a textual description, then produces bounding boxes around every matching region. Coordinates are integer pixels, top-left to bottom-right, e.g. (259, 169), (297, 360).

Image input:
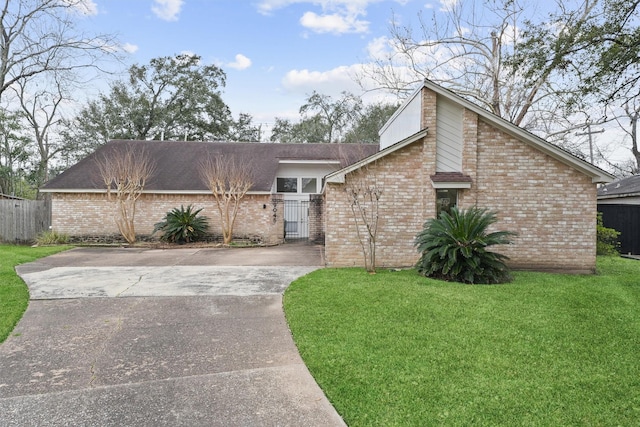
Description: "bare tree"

(95, 143), (155, 244)
(14, 73), (67, 188)
(341, 146), (382, 273)
(199, 155), (254, 244)
(357, 0), (601, 141)
(0, 0), (120, 104)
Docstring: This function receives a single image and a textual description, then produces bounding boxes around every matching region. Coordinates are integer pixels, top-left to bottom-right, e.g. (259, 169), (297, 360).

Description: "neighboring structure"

(323, 80), (614, 273)
(597, 175), (640, 254)
(40, 141), (377, 245)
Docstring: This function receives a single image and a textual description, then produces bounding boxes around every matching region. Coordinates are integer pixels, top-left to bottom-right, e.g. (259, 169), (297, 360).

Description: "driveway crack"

(115, 273), (146, 297)
(88, 298), (141, 387)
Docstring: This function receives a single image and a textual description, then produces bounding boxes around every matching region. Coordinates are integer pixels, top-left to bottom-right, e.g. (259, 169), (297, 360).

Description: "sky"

(73, 0), (438, 129)
(66, 0), (630, 168)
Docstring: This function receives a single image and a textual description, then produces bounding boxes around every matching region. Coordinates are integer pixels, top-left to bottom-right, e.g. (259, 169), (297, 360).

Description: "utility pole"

(576, 124), (605, 164)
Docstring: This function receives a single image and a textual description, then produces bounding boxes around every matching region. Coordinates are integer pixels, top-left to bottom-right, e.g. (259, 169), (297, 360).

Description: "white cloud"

(300, 11), (368, 34)
(281, 63), (404, 105)
(152, 0), (184, 21)
(439, 0), (458, 11)
(62, 0), (98, 16)
(366, 36), (389, 60)
(227, 54), (252, 71)
(121, 43), (139, 54)
(256, 1), (408, 35)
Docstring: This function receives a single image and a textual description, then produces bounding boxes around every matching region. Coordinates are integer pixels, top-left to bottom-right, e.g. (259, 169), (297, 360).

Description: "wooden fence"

(0, 199), (51, 243)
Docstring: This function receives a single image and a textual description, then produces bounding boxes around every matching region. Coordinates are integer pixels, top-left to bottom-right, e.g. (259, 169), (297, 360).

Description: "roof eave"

(324, 129), (428, 187)
(597, 192), (640, 200)
(40, 188), (271, 195)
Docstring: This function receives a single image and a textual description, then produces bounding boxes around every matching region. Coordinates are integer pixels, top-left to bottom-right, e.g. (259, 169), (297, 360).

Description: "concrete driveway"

(0, 244), (346, 427)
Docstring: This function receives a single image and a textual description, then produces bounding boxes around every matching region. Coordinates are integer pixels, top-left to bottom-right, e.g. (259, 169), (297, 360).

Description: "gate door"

(284, 200), (309, 240)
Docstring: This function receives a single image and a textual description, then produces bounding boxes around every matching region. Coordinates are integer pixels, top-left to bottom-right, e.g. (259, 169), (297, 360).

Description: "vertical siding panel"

(436, 97), (463, 171)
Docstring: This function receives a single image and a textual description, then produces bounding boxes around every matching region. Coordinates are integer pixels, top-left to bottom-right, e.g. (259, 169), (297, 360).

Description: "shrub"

(414, 207), (516, 284)
(596, 213), (620, 255)
(35, 230), (70, 245)
(153, 205), (209, 244)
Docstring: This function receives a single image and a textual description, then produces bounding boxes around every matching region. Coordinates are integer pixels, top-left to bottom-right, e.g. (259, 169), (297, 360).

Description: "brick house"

(42, 79), (613, 272)
(323, 80), (614, 273)
(40, 142), (377, 245)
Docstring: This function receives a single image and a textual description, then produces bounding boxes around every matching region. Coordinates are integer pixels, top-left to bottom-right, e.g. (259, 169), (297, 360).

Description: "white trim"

(278, 159), (340, 165)
(324, 129), (428, 186)
(598, 192), (640, 200)
(40, 188), (271, 196)
(598, 197), (640, 205)
(431, 182), (472, 189)
(421, 80), (615, 184)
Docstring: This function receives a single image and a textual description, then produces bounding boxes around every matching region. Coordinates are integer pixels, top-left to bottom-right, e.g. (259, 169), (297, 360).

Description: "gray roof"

(598, 175), (640, 199)
(41, 140), (379, 193)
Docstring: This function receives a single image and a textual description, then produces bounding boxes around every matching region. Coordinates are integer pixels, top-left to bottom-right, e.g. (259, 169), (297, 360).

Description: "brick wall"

(325, 87), (598, 273)
(325, 141), (426, 268)
(308, 194), (325, 244)
(471, 119), (596, 272)
(51, 192), (285, 245)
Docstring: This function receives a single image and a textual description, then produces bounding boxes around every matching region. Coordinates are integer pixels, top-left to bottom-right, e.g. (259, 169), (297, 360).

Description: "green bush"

(597, 213), (620, 255)
(35, 229), (70, 245)
(414, 207), (516, 284)
(153, 205), (209, 244)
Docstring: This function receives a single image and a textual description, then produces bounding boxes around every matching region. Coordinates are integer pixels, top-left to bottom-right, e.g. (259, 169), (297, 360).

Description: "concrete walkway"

(0, 244), (346, 427)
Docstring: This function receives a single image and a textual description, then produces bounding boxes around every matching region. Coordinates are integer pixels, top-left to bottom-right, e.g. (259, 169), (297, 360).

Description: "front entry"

(283, 200), (309, 240)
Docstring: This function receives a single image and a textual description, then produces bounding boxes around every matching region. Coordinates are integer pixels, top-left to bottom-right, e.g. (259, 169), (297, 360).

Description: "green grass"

(0, 244), (72, 343)
(284, 256), (640, 426)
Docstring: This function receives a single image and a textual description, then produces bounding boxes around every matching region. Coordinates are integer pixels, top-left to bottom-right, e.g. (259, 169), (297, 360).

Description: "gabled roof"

(41, 140), (379, 194)
(421, 79), (614, 184)
(325, 129), (428, 185)
(376, 79), (614, 184)
(598, 175), (640, 199)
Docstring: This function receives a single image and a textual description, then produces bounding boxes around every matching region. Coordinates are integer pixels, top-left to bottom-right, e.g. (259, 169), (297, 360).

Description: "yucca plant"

(414, 207), (516, 284)
(153, 205), (209, 244)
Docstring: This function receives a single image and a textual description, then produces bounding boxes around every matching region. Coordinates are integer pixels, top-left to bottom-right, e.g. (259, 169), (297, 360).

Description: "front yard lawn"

(284, 256), (640, 426)
(0, 244), (72, 343)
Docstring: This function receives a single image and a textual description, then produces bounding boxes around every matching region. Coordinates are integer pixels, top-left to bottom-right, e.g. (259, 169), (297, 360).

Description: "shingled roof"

(598, 175), (640, 199)
(41, 140), (379, 193)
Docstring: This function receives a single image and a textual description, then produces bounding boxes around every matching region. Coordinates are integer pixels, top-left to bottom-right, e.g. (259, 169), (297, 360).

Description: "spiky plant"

(414, 207), (516, 284)
(153, 205), (209, 244)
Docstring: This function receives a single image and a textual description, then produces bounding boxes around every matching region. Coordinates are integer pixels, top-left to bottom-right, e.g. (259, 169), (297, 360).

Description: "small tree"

(95, 143), (155, 244)
(199, 155), (253, 244)
(344, 157), (382, 274)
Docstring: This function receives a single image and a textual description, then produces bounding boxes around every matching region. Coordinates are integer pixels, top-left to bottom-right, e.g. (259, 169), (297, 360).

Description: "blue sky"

(75, 0), (440, 128)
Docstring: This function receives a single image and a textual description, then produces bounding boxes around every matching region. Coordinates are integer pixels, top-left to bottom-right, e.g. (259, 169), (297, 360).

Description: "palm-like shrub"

(153, 205), (209, 244)
(414, 207), (516, 284)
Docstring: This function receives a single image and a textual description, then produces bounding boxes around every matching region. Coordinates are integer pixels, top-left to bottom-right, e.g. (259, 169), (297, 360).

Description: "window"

(436, 189), (457, 217)
(277, 177), (297, 193)
(301, 178), (317, 193)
